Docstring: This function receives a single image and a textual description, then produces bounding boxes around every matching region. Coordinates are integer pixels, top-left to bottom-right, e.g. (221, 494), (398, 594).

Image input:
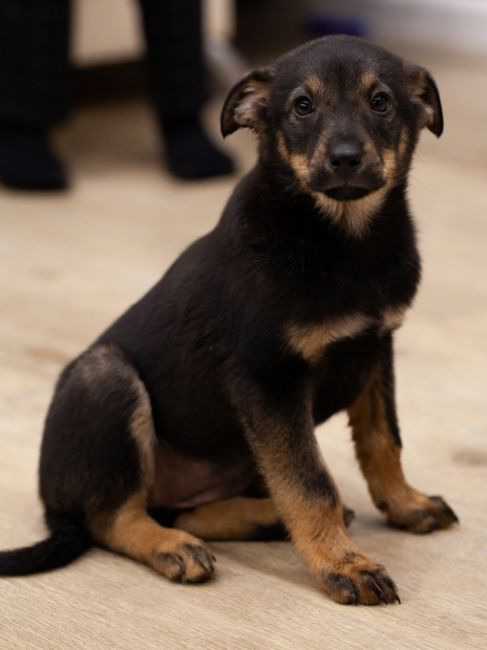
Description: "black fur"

(0, 515), (89, 575)
(0, 36), (443, 576)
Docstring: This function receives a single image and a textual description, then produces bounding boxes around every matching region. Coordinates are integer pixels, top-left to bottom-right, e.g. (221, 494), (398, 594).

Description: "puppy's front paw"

(152, 539), (216, 583)
(320, 552), (400, 606)
(384, 494), (459, 534)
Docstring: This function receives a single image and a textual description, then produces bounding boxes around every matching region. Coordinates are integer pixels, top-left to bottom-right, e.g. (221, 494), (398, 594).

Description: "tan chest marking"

(382, 305), (408, 332)
(286, 306), (409, 363)
(286, 313), (374, 363)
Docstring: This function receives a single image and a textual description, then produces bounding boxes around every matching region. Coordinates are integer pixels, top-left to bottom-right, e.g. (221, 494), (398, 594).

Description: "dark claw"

(428, 496), (459, 522)
(324, 572), (358, 605)
(377, 576), (400, 604)
(158, 553), (185, 582)
(363, 570), (400, 605)
(348, 591), (358, 605)
(382, 575), (399, 595)
(192, 554), (211, 575)
(364, 575), (388, 604)
(183, 544), (215, 577)
(346, 577), (359, 605)
(343, 506), (356, 528)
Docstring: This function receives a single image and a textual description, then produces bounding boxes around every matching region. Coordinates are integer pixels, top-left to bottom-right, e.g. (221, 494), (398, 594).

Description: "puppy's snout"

(328, 143), (362, 171)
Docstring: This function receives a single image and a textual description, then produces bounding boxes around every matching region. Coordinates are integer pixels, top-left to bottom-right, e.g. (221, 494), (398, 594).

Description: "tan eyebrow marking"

(306, 76), (322, 96)
(361, 70), (377, 90)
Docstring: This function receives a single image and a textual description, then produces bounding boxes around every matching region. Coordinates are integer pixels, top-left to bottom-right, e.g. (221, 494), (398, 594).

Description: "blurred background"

(1, 2), (486, 648)
(1, 0), (485, 360)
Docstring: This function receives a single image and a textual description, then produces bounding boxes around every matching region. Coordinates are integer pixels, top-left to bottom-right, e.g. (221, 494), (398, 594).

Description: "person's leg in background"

(139, 0), (234, 180)
(0, 0), (70, 190)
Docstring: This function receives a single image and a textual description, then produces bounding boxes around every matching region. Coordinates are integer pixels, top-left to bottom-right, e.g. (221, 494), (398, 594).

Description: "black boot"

(159, 114), (234, 181)
(0, 125), (68, 191)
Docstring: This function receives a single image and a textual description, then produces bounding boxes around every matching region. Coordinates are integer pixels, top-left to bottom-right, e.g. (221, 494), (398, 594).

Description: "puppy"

(0, 36), (458, 605)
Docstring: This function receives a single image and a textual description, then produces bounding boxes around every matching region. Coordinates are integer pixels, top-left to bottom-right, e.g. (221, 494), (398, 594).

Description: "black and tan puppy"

(0, 36), (458, 605)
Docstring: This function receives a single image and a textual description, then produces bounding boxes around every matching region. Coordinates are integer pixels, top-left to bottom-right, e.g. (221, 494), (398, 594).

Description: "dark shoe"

(160, 115), (234, 180)
(0, 125), (68, 191)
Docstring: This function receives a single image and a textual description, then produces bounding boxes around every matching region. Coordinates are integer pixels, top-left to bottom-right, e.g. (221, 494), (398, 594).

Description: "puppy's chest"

(286, 304), (408, 364)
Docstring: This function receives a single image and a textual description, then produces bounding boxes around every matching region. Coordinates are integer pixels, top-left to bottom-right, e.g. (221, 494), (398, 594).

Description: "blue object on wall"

(306, 13), (368, 38)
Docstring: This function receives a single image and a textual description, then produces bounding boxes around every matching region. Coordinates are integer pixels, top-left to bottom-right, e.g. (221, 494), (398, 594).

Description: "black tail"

(0, 521), (91, 576)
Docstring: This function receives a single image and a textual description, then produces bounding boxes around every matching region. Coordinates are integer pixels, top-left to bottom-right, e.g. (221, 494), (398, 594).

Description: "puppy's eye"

(294, 96), (314, 116)
(370, 92), (391, 113)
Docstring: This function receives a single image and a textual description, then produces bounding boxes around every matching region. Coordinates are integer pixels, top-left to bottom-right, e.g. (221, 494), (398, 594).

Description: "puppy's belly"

(148, 443), (252, 509)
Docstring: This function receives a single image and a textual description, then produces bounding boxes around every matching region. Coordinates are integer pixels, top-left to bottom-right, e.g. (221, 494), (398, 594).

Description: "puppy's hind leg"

(174, 497), (355, 541)
(40, 343), (215, 582)
(175, 497), (287, 541)
(96, 494), (215, 583)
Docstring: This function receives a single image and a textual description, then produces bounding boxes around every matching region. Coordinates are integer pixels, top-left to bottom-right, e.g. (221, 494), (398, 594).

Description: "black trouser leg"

(137, 0), (233, 179)
(138, 0), (207, 118)
(0, 0), (71, 128)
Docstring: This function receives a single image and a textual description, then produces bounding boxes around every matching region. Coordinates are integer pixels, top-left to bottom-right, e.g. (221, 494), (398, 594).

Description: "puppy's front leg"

(235, 384), (399, 605)
(348, 334), (458, 534)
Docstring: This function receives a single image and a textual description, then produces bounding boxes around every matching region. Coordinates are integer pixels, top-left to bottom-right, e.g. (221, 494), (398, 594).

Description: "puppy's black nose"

(328, 143), (362, 170)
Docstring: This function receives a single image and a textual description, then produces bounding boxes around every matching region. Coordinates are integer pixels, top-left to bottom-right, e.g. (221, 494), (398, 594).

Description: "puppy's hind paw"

(153, 541), (216, 583)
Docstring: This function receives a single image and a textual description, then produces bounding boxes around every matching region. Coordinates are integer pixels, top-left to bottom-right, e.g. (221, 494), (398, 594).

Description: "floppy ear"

(405, 64), (444, 137)
(220, 68), (274, 137)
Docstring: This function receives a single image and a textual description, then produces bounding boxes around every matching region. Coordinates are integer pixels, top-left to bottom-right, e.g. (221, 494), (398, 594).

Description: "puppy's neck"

(311, 189), (389, 238)
(250, 162), (410, 240)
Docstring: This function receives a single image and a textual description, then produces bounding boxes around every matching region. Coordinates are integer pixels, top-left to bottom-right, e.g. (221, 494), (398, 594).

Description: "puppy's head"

(221, 36), (443, 235)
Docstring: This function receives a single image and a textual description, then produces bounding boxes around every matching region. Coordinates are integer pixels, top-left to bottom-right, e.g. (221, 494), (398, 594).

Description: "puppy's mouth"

(324, 186), (371, 201)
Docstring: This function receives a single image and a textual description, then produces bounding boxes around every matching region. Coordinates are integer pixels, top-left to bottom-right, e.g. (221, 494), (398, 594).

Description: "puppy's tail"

(0, 516), (91, 576)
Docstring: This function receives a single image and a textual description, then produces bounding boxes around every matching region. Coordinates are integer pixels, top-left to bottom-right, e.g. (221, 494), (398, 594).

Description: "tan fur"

(92, 493), (214, 582)
(276, 132), (288, 161)
(286, 314), (374, 363)
(277, 131), (390, 239)
(311, 147), (397, 238)
(349, 380), (405, 506)
(289, 153), (310, 182)
(233, 80), (270, 130)
(253, 437), (390, 604)
(382, 148), (397, 181)
(312, 189), (389, 238)
(399, 128), (409, 159)
(248, 420), (349, 563)
(348, 371), (451, 532)
(78, 345), (156, 490)
(306, 76), (322, 96)
(309, 136), (328, 169)
(406, 68), (435, 130)
(382, 305), (407, 332)
(286, 140), (399, 239)
(85, 366), (214, 582)
(228, 394), (399, 603)
(130, 376), (156, 488)
(174, 497), (279, 540)
(360, 70), (376, 90)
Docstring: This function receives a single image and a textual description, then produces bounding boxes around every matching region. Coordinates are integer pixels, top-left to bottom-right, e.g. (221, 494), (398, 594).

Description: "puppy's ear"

(405, 64), (443, 137)
(220, 68), (274, 137)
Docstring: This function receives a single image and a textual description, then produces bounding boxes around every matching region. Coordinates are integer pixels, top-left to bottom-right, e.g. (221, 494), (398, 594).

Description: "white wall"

(72, 0), (235, 65)
(310, 0), (487, 54)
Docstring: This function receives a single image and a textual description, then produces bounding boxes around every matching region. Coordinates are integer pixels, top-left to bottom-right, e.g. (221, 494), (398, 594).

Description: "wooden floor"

(1, 48), (486, 649)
